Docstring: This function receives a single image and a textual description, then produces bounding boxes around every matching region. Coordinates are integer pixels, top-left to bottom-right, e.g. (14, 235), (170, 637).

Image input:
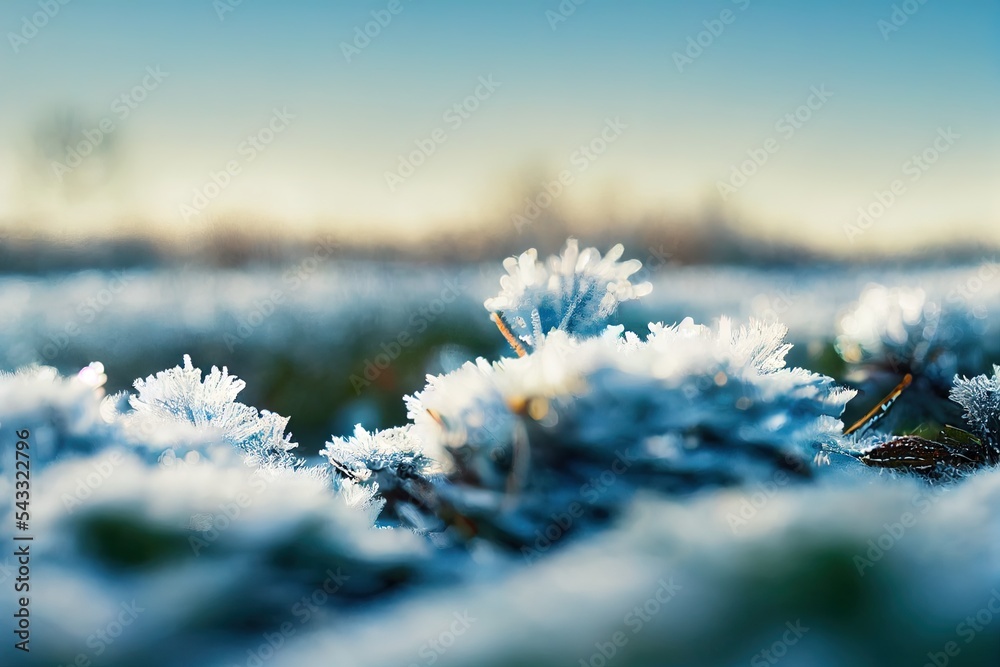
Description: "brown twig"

(844, 373), (913, 436)
(491, 311), (527, 358)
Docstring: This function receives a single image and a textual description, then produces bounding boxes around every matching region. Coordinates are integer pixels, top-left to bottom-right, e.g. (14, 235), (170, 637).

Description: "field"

(2, 247), (999, 667)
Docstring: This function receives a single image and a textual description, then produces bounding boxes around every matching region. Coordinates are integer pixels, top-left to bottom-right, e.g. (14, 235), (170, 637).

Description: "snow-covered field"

(2, 244), (999, 666)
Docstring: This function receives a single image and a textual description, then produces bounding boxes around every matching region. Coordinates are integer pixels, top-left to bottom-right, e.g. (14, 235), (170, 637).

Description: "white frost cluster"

(127, 354), (299, 466)
(483, 239), (652, 349)
(951, 364), (1000, 451)
(409, 319), (854, 488)
(322, 424), (437, 525)
(329, 243), (861, 544)
(0, 364), (115, 476)
(323, 424), (428, 481)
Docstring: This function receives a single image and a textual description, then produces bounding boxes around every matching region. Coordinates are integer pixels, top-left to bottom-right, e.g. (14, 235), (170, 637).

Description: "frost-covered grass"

(1, 242), (999, 666)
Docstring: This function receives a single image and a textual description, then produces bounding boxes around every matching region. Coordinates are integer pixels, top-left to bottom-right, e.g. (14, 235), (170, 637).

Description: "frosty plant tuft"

(127, 354), (301, 469)
(323, 239), (864, 548)
(484, 239), (653, 354)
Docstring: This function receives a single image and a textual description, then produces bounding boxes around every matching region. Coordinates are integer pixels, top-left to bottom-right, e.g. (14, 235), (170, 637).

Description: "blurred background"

(1, 0), (997, 256)
(1, 0), (998, 451)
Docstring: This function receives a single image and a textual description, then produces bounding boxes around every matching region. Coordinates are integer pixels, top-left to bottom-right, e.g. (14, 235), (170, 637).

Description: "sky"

(0, 0), (997, 253)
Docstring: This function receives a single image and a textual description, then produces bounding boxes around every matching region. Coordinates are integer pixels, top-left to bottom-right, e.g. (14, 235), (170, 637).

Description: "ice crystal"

(323, 424), (439, 526)
(483, 239), (652, 350)
(0, 363), (114, 475)
(128, 355), (298, 465)
(338, 478), (388, 525)
(324, 424), (429, 480)
(406, 358), (516, 484)
(950, 364), (1000, 450)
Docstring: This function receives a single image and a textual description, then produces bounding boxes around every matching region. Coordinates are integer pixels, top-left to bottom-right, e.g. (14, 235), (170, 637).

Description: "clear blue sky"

(0, 0), (997, 251)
